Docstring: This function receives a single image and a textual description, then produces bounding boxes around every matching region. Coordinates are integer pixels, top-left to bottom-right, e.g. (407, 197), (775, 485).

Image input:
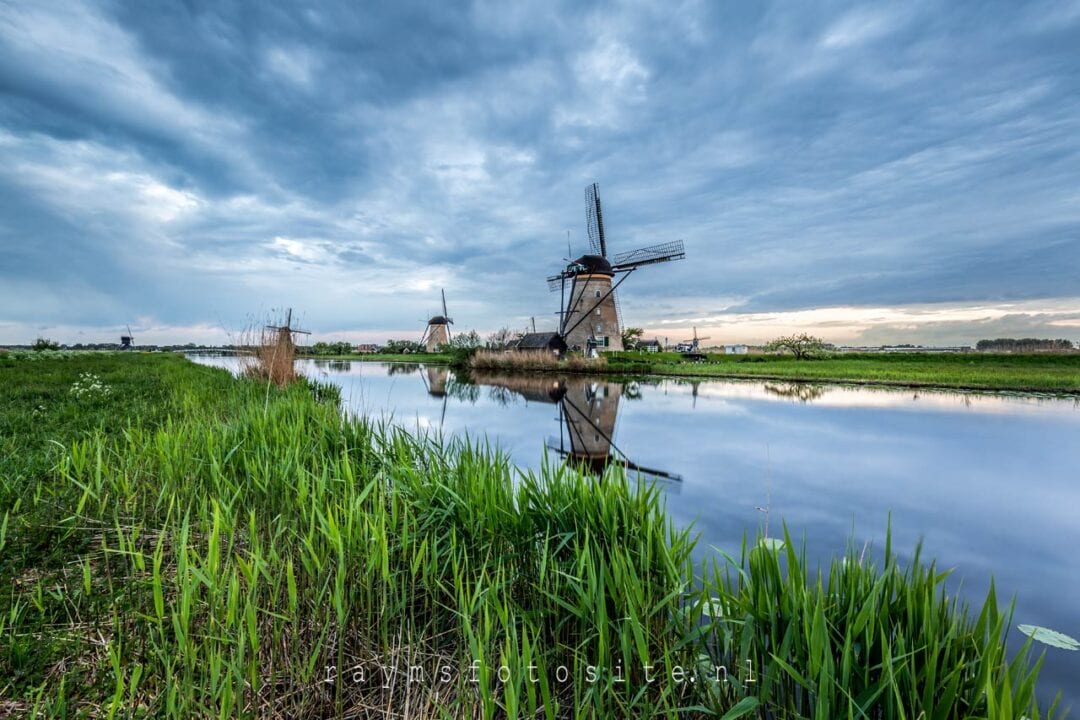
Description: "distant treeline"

(304, 341), (355, 356)
(976, 338), (1075, 351)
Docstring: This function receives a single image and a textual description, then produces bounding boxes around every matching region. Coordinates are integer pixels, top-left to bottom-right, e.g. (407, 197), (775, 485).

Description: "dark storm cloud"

(1, 0), (1078, 343)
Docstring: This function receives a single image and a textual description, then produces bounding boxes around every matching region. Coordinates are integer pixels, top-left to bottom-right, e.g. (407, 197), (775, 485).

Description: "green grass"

(0, 352), (1065, 717)
(0, 352), (238, 506)
(603, 351), (1080, 394)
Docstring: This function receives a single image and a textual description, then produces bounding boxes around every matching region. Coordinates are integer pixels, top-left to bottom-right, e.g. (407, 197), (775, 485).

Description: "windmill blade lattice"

(611, 240), (685, 270)
(585, 182), (607, 257)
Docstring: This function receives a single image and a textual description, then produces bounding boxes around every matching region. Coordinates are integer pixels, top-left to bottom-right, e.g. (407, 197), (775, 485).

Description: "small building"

(353, 344), (380, 354)
(639, 339), (662, 353)
(514, 332), (568, 355)
(723, 344), (749, 355)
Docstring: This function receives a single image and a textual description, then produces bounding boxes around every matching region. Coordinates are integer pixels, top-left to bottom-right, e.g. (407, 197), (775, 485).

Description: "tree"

(448, 330), (482, 350)
(444, 330), (483, 367)
(621, 327), (644, 350)
(486, 327), (523, 350)
(764, 333), (827, 360)
(32, 337), (60, 351)
(309, 341), (353, 356)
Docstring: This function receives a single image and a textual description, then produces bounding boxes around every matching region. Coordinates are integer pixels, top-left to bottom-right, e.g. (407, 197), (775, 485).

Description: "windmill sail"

(585, 182), (607, 257)
(611, 239), (685, 270)
(265, 308), (310, 335)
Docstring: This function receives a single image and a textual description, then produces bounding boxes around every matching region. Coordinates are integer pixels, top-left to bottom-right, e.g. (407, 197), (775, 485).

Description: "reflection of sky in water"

(190, 355), (1080, 706)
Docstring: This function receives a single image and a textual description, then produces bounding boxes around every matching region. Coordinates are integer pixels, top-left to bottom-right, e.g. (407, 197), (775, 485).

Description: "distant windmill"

(548, 183), (686, 354)
(677, 326), (711, 356)
(119, 325), (134, 350)
(421, 289), (454, 352)
(265, 308), (310, 346)
(691, 326), (710, 352)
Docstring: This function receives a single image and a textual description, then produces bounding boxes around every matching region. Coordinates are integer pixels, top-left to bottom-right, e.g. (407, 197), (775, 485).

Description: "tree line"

(975, 338), (1074, 352)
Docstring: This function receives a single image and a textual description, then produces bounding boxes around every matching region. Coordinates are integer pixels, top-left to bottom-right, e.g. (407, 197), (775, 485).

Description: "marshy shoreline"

(309, 348), (1080, 396)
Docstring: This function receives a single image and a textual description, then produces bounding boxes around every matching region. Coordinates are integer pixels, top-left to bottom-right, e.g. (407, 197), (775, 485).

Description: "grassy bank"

(332, 348), (1080, 395)
(304, 352), (453, 364)
(0, 353), (1063, 717)
(602, 351), (1080, 394)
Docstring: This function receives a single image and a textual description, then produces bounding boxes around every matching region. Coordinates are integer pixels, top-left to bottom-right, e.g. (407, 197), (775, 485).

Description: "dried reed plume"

(469, 349), (607, 373)
(237, 312), (300, 387)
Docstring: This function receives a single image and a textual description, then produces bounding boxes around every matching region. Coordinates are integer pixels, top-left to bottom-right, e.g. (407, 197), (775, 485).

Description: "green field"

(604, 351), (1080, 394)
(0, 352), (1063, 717)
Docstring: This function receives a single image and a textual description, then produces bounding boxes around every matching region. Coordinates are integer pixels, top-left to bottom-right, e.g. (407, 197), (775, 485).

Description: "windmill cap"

(571, 254), (613, 275)
(427, 315), (452, 324)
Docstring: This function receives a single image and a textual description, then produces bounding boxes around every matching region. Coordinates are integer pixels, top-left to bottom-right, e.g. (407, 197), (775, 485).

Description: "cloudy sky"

(1, 0), (1078, 346)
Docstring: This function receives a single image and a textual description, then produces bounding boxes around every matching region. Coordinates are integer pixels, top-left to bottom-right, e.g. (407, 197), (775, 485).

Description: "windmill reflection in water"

(466, 371), (682, 487)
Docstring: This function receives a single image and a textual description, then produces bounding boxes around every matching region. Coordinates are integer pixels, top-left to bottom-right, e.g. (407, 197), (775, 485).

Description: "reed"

(686, 532), (1063, 717)
(469, 349), (607, 374)
(0, 353), (1065, 718)
(238, 324), (298, 387)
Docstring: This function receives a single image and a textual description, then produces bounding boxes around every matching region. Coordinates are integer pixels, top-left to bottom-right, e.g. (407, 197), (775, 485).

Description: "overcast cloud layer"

(1, 0), (1079, 345)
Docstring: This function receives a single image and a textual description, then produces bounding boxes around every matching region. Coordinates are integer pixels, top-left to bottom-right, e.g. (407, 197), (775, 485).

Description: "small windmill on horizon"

(120, 325), (134, 350)
(693, 326), (710, 351)
(677, 326), (710, 353)
(265, 308), (310, 348)
(421, 289), (453, 352)
(547, 183), (686, 354)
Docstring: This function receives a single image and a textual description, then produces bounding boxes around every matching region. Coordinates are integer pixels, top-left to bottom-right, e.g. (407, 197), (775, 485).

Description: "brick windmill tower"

(547, 183), (686, 354)
(420, 289), (453, 352)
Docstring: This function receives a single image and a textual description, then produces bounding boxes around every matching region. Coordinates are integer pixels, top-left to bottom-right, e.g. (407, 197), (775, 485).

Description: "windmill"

(548, 183), (685, 354)
(673, 328), (708, 358)
(264, 308), (310, 348)
(119, 325), (134, 350)
(420, 289), (453, 352)
(691, 326), (710, 352)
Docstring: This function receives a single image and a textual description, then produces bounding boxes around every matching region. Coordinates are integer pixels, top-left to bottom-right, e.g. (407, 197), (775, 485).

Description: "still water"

(190, 355), (1080, 704)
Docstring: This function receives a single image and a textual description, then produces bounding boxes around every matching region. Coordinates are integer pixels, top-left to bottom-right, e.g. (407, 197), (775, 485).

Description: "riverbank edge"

(319, 354), (1080, 397)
